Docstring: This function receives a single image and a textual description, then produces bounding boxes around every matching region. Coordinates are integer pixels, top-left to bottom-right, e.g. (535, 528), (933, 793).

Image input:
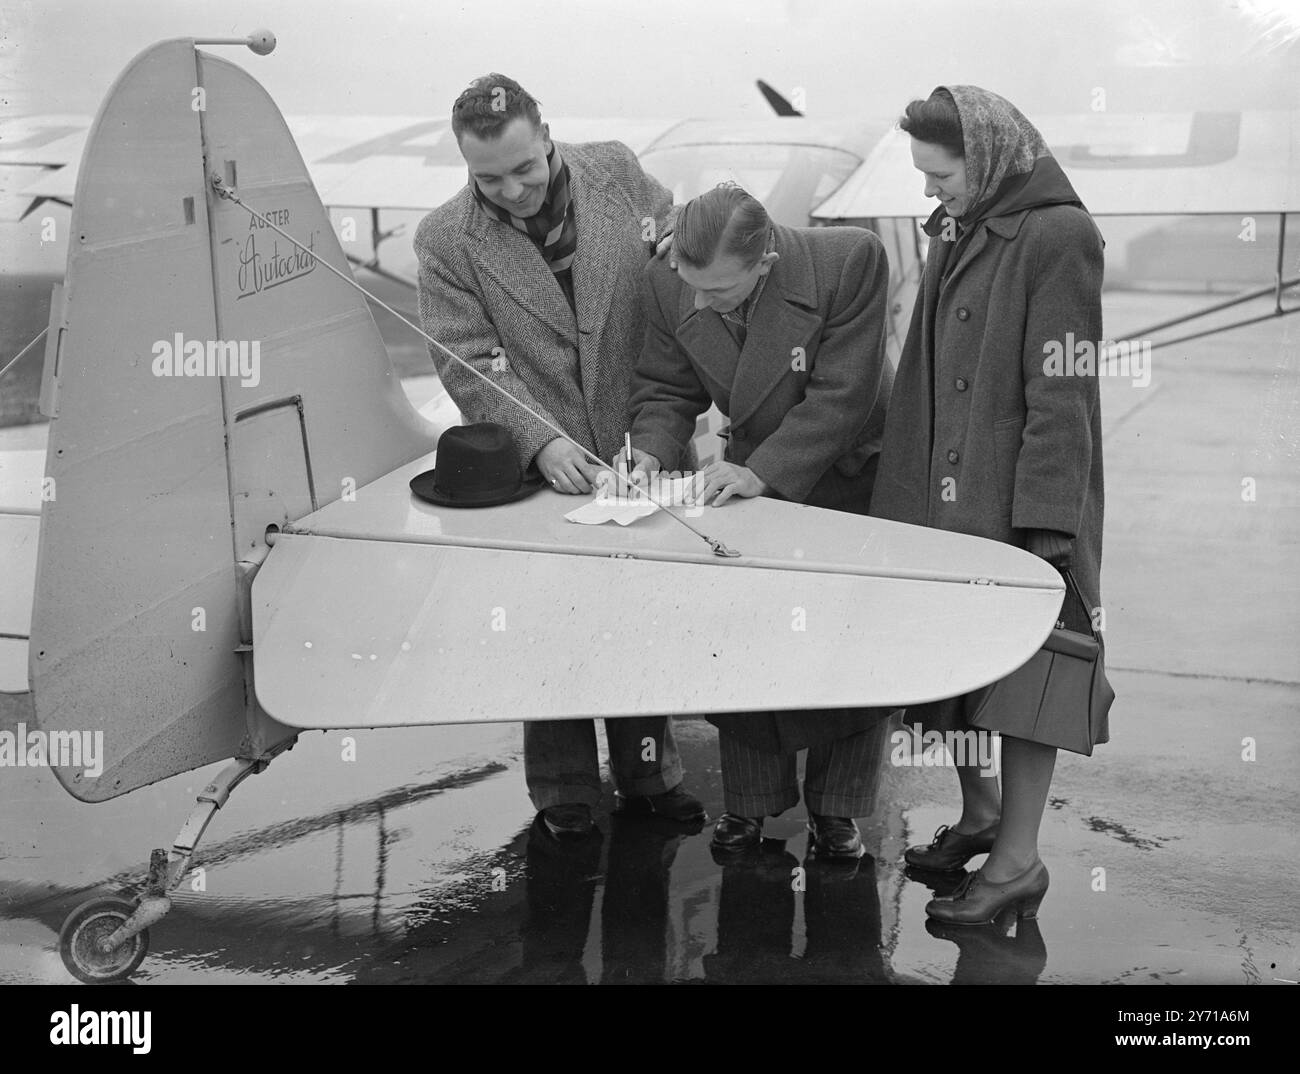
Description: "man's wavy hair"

(672, 182), (770, 270)
(452, 73), (543, 142)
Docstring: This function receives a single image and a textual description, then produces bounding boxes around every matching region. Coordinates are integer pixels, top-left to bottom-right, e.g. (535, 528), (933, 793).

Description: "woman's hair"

(672, 182), (770, 269)
(899, 89), (965, 158)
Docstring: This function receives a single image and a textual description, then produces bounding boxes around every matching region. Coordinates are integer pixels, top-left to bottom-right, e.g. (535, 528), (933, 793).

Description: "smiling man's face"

(460, 116), (552, 218)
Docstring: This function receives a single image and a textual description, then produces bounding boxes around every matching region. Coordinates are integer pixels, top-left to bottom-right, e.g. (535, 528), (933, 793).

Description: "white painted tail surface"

(30, 39), (443, 801)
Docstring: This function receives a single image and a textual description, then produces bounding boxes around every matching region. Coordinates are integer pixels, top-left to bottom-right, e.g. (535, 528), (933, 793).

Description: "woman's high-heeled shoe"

(924, 860), (1049, 925)
(903, 823), (999, 872)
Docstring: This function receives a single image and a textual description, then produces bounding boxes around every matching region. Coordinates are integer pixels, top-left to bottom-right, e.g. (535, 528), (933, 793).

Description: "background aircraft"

(4, 48), (1296, 421)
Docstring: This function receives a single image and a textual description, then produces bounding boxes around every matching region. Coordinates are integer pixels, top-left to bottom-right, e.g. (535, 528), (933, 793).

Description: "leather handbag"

(969, 567), (1114, 756)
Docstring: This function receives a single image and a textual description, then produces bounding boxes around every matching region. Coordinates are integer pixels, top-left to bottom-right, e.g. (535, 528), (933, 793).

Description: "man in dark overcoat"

(626, 183), (896, 857)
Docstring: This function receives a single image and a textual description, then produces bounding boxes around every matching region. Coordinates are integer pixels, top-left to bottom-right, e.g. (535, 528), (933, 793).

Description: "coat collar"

(985, 209), (1030, 239)
(936, 208), (1031, 293)
(674, 224), (821, 427)
(930, 152), (1088, 291)
(460, 142), (624, 346)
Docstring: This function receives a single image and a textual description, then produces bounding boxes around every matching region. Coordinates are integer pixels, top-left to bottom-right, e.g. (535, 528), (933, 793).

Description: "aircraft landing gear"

(57, 752), (279, 983)
(58, 896), (152, 983)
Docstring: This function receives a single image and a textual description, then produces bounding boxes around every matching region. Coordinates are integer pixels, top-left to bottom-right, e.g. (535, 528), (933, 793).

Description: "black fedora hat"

(409, 423), (546, 508)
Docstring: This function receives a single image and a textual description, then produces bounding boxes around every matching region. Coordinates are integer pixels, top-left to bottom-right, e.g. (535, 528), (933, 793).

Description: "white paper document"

(564, 473), (699, 527)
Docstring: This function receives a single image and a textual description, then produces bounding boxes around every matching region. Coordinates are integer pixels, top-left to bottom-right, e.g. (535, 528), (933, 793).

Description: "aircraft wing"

(813, 109), (1300, 220)
(0, 114), (90, 167)
(252, 457), (1064, 730)
(3, 113), (679, 216)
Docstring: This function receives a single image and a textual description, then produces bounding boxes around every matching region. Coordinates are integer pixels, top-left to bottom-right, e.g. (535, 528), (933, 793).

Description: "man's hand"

(537, 438), (602, 494)
(1026, 528), (1074, 569)
(596, 446), (660, 497)
(624, 446), (661, 484)
(686, 462), (768, 507)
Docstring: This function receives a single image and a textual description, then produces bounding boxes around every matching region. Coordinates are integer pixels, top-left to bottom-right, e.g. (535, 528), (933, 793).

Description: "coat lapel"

(568, 167), (622, 340)
(675, 299), (742, 406)
(728, 227), (820, 427)
(567, 166), (629, 420)
(939, 208), (1029, 293)
(465, 191), (578, 346)
(939, 226), (990, 294)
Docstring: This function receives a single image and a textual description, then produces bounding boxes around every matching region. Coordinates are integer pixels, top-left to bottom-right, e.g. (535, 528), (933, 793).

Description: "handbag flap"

(1041, 626), (1098, 660)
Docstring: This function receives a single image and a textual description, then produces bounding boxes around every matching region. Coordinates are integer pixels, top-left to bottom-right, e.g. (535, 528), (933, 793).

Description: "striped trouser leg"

(803, 721), (889, 818)
(718, 731), (800, 818)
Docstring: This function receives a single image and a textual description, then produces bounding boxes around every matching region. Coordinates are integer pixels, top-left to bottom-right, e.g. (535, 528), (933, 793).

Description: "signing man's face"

(674, 249), (779, 313)
(460, 117), (552, 218)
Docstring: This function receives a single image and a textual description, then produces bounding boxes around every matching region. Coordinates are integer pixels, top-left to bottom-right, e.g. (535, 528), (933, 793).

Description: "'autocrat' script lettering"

(237, 229), (317, 299)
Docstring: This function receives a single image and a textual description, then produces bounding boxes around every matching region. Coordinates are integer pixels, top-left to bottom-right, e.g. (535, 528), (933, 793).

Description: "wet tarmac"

(1, 292), (1297, 985)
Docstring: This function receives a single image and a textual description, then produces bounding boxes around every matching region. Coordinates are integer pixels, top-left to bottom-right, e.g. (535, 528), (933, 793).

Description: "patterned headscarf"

(471, 143), (577, 274)
(940, 85), (1051, 220)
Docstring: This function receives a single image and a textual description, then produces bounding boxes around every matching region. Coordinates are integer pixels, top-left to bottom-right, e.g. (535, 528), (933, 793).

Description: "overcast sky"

(3, 0), (1296, 124)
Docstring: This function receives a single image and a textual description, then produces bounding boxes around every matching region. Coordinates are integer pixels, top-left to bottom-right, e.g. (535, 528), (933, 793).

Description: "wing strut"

(1108, 213), (1297, 354)
(0, 326), (48, 382)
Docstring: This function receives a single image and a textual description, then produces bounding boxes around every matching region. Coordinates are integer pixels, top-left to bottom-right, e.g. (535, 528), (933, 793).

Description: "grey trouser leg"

(605, 715), (682, 798)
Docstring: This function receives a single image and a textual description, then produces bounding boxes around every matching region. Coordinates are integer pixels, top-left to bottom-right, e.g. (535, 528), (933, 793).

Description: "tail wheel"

(58, 897), (150, 983)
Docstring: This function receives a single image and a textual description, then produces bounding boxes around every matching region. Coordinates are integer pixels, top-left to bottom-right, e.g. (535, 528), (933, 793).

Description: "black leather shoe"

(540, 803), (594, 839)
(903, 823), (998, 872)
(807, 813), (864, 859)
(710, 813), (762, 851)
(924, 861), (1049, 925)
(616, 785), (707, 823)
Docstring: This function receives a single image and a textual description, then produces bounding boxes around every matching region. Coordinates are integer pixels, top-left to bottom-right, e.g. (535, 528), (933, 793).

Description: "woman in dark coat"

(870, 86), (1109, 923)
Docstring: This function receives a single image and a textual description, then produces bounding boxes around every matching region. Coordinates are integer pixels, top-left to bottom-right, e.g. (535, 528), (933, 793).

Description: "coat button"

(955, 377), (968, 391)
(947, 449), (960, 464)
(956, 307), (970, 321)
(733, 425), (745, 438)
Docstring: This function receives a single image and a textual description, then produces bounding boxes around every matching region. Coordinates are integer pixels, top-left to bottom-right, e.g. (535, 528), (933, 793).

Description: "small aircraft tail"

(756, 80), (804, 118)
(29, 38), (444, 801)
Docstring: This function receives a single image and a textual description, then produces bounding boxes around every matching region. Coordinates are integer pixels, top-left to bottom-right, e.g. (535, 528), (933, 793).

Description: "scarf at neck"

(471, 144), (577, 275)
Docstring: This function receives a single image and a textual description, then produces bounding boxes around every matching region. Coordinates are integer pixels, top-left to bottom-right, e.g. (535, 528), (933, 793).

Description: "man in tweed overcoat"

(414, 74), (702, 838)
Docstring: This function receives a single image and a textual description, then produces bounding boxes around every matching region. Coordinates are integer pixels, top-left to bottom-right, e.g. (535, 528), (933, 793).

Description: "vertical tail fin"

(31, 38), (443, 800)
